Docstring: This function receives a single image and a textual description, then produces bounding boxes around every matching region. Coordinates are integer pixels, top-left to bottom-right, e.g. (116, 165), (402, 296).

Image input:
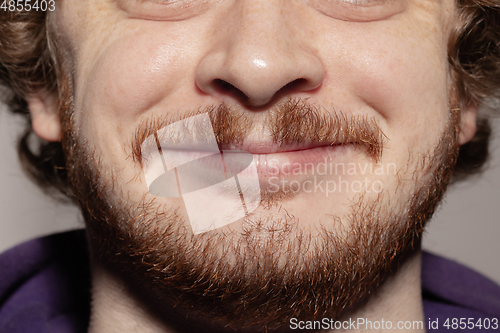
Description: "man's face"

(57, 0), (457, 219)
(40, 0), (475, 330)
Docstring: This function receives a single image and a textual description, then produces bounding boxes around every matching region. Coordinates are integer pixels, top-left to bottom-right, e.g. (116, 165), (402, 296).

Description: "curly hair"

(1, 1), (500, 200)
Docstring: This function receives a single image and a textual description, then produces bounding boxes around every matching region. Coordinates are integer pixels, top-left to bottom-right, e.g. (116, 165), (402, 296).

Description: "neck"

(88, 251), (424, 333)
(332, 250), (425, 332)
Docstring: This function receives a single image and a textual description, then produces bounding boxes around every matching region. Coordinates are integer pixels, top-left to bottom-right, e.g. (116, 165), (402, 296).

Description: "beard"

(61, 97), (461, 332)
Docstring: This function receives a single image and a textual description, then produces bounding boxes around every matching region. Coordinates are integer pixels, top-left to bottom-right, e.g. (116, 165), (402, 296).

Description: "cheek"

(70, 23), (206, 177)
(360, 41), (448, 142)
(79, 29), (188, 134)
(321, 19), (450, 150)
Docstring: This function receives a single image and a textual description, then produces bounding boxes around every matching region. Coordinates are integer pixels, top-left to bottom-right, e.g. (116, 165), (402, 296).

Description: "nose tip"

(196, 51), (324, 108)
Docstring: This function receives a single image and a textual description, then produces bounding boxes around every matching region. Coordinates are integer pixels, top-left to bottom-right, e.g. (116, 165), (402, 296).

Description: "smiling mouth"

(138, 107), (386, 202)
(152, 141), (351, 182)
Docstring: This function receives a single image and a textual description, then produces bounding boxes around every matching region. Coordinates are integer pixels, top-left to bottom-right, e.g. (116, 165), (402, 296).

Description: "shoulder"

(0, 230), (90, 333)
(422, 251), (500, 332)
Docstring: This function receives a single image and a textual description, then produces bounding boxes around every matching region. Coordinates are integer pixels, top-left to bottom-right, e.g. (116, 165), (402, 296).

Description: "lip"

(145, 141), (350, 185)
(217, 138), (347, 177)
(249, 145), (346, 178)
(142, 142), (351, 199)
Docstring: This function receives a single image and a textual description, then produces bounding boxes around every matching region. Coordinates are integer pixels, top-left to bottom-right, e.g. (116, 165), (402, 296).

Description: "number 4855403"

(1, 0), (56, 11)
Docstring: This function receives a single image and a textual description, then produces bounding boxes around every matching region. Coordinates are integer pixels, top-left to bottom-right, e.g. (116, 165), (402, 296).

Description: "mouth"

(139, 113), (360, 198)
(142, 142), (351, 208)
(137, 108), (385, 187)
(148, 140), (351, 185)
(223, 141), (349, 178)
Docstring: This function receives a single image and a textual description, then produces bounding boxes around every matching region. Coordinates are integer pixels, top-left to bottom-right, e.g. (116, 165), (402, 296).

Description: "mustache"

(131, 98), (386, 163)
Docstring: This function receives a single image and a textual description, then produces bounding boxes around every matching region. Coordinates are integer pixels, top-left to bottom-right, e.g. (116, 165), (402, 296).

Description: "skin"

(28, 0), (478, 331)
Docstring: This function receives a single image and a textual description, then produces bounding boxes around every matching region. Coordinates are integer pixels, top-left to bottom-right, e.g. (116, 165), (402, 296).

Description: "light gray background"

(1, 101), (499, 283)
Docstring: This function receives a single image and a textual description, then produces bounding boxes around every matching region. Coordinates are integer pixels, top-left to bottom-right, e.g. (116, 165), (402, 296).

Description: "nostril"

(280, 78), (310, 94)
(213, 79), (237, 93)
(212, 79), (248, 102)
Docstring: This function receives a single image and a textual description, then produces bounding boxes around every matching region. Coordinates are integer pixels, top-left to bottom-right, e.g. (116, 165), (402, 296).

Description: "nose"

(195, 1), (325, 108)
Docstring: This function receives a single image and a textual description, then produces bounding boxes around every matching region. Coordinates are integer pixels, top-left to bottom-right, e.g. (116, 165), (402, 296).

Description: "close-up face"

(52, 0), (468, 222)
(33, 0), (477, 330)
